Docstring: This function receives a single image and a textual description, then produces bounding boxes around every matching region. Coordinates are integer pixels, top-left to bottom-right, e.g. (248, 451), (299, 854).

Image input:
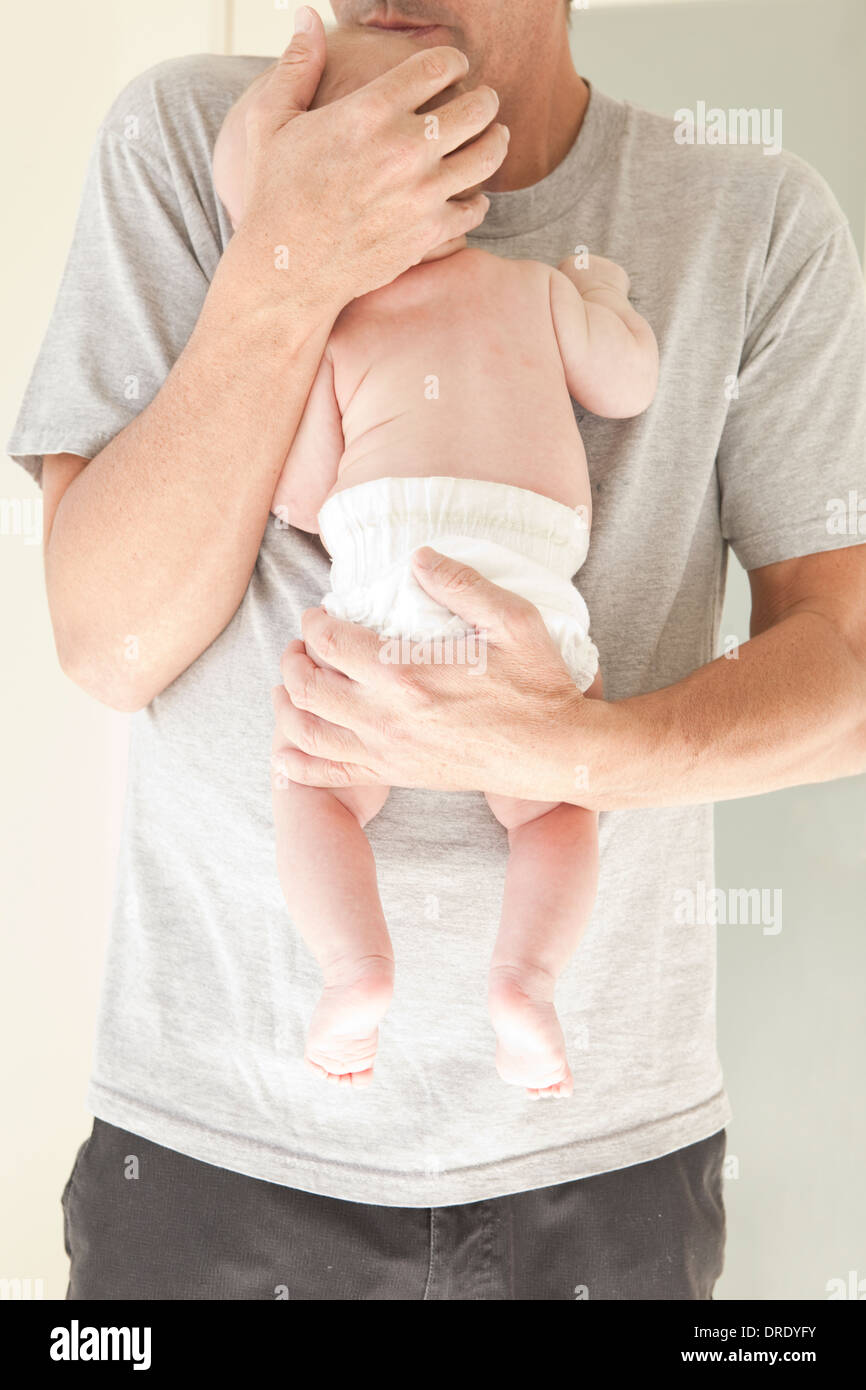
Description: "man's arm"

(42, 270), (335, 712)
(581, 544), (866, 809)
(41, 16), (507, 712)
(268, 543), (866, 811)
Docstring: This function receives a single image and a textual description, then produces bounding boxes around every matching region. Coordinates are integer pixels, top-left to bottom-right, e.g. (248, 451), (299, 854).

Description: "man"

(9, 1), (866, 1300)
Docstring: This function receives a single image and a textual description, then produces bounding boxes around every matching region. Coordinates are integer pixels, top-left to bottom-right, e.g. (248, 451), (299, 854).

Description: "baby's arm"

(550, 254), (659, 418)
(272, 347), (344, 534)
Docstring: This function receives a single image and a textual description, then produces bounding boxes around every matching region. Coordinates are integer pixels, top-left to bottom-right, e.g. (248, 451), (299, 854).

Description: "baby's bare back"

(325, 247), (591, 515)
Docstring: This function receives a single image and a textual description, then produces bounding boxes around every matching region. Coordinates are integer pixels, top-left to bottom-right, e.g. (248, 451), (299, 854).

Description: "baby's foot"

(488, 964), (573, 1099)
(304, 954), (395, 1087)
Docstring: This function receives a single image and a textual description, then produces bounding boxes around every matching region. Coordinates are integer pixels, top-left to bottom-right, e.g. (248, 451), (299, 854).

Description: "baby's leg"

(484, 671), (603, 1099)
(272, 741), (393, 1087)
(484, 794), (598, 1099)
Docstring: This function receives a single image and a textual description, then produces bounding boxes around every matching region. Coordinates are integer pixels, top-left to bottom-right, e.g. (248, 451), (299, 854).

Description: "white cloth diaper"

(317, 475), (599, 691)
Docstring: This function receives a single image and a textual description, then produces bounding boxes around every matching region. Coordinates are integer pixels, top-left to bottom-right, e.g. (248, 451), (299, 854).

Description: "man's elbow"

(813, 635), (866, 777)
(847, 686), (866, 774)
(56, 640), (158, 713)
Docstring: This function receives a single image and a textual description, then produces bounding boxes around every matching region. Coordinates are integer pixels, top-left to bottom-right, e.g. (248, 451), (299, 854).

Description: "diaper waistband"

(317, 475), (590, 590)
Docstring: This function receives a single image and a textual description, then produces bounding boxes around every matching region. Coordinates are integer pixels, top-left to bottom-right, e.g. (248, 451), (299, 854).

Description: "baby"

(214, 28), (658, 1097)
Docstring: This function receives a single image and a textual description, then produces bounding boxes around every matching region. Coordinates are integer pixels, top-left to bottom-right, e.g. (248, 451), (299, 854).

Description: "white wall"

(573, 0), (866, 1300)
(0, 0), (230, 1304)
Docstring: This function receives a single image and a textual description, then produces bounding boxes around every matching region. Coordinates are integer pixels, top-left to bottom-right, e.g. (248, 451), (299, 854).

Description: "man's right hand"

(40, 7), (510, 713)
(231, 6), (509, 311)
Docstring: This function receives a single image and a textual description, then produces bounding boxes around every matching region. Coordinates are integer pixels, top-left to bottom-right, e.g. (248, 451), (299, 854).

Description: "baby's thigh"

(484, 793), (562, 831)
(271, 744), (389, 827)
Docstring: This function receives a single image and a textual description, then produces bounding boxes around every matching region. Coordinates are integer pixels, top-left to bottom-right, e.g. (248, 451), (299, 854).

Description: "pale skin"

(213, 27), (658, 1094)
(38, 7), (866, 1078)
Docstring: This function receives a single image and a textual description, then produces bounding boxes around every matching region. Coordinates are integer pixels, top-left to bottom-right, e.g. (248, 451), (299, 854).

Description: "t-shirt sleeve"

(716, 168), (866, 571)
(5, 61), (226, 488)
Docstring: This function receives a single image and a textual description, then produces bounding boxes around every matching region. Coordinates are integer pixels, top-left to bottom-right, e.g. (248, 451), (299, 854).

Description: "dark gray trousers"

(62, 1118), (726, 1300)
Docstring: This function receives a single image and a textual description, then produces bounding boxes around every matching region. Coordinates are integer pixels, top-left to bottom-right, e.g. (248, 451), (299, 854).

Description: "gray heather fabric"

(8, 55), (866, 1205)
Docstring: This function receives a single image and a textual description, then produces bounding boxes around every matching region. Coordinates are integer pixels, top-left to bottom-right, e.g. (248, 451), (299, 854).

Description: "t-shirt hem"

(6, 433), (106, 489)
(85, 1080), (733, 1207)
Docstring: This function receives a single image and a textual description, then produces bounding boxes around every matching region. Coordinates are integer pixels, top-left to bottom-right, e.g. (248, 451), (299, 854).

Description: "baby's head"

(309, 25), (466, 112)
(216, 26), (480, 255)
(311, 26), (431, 107)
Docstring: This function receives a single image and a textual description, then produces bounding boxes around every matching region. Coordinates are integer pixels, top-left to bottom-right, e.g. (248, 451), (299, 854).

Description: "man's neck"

(484, 48), (588, 193)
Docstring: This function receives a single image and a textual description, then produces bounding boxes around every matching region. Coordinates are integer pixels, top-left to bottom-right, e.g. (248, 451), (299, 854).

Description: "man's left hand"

(271, 546), (605, 803)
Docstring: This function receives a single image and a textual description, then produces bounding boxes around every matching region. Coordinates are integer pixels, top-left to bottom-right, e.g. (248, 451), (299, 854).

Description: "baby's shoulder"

(459, 247), (553, 281)
(435, 248), (554, 304)
(336, 248), (552, 332)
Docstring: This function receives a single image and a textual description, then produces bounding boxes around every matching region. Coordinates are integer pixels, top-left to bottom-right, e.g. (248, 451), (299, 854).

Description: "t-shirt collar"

(470, 80), (623, 241)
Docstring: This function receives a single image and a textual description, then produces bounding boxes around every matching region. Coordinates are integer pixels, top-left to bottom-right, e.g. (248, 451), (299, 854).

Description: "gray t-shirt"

(9, 55), (866, 1205)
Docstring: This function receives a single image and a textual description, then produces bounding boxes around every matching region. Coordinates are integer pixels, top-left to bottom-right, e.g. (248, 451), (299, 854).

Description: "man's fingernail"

(295, 5), (314, 33)
(414, 547), (436, 569)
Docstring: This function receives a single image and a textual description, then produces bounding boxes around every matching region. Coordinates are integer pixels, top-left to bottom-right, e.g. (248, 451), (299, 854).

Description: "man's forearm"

(578, 610), (866, 810)
(46, 233), (342, 711)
